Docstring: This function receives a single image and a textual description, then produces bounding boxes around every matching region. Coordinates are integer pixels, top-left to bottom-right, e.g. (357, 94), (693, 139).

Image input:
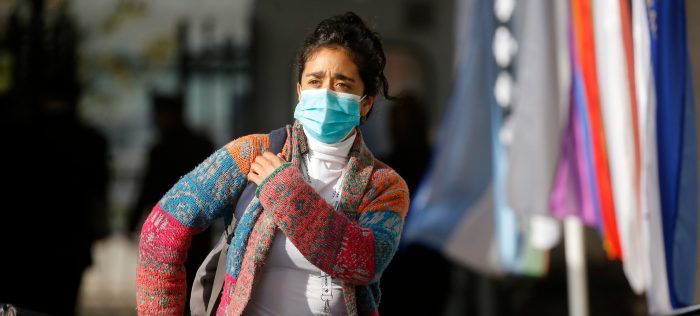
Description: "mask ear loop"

(359, 95), (368, 124)
(296, 83), (303, 101)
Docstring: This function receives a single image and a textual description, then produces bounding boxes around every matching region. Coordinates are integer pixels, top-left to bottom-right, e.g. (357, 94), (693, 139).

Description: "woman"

(137, 12), (409, 316)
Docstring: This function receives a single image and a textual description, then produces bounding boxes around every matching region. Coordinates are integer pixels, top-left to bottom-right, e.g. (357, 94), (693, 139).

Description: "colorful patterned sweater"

(136, 121), (409, 315)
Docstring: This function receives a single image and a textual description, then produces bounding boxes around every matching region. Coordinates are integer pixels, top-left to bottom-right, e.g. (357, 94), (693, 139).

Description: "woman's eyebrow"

(305, 71), (324, 78)
(305, 71), (355, 82)
(333, 73), (356, 82)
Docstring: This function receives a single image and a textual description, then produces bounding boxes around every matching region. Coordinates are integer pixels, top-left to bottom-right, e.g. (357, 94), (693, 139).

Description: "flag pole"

(565, 216), (589, 316)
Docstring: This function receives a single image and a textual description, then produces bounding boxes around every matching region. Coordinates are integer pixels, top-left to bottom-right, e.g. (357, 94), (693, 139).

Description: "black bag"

(189, 127), (287, 316)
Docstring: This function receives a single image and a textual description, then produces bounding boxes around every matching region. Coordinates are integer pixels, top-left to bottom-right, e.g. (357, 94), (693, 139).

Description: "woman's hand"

(247, 152), (286, 185)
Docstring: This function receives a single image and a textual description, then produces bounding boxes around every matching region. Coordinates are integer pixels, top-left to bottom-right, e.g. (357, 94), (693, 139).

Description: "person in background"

(378, 92), (452, 316)
(136, 12), (409, 315)
(1, 2), (107, 314)
(0, 86), (110, 316)
(382, 92), (431, 193)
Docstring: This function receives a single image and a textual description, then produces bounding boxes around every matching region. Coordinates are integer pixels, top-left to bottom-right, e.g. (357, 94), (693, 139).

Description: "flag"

(506, 0), (570, 252)
(550, 48), (598, 228)
(592, 0), (645, 294)
(402, 0), (502, 276)
(632, 0), (672, 312)
(649, 0), (699, 308)
(569, 0), (623, 259)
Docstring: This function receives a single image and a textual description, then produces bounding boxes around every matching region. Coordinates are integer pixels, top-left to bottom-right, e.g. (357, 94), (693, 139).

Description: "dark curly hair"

(296, 12), (392, 119)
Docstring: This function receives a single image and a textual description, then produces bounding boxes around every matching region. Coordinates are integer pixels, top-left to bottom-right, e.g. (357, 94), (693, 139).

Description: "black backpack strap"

(268, 126), (288, 154)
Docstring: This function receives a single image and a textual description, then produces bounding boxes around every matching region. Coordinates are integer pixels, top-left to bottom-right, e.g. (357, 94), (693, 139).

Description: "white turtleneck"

(301, 127), (356, 204)
(245, 128), (355, 316)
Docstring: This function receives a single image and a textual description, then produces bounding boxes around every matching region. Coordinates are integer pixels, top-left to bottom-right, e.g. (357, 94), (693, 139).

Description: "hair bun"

(340, 12), (364, 25)
(296, 12), (393, 121)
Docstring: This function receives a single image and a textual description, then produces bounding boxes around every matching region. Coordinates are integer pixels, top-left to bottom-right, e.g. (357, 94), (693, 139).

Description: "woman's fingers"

(255, 155), (270, 169)
(248, 152), (285, 185)
(261, 151), (277, 159)
(262, 151), (284, 167)
(248, 160), (263, 185)
(250, 161), (262, 174)
(247, 171), (261, 184)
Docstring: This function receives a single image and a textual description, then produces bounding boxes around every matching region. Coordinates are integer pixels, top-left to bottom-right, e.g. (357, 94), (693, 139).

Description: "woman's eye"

(336, 82), (350, 89)
(308, 80), (321, 86)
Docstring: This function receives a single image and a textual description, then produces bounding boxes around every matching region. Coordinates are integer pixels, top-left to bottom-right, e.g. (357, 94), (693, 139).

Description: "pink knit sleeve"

(136, 134), (269, 315)
(257, 163), (409, 285)
(136, 205), (198, 315)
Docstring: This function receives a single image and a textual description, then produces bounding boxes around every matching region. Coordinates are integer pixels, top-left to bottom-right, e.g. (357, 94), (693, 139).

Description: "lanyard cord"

(299, 153), (346, 314)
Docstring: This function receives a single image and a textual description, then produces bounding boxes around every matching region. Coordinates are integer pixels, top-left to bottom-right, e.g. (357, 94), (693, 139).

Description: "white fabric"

(530, 215), (561, 251)
(245, 129), (355, 316)
(444, 185), (504, 277)
(246, 230), (346, 316)
(302, 127), (356, 203)
(592, 0), (645, 294)
(506, 0), (569, 251)
(632, 0), (672, 312)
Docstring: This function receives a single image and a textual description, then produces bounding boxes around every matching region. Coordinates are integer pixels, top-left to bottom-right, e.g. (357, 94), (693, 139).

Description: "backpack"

(190, 127), (287, 316)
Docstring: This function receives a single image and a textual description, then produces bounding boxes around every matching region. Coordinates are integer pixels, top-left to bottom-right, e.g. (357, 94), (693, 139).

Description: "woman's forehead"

(303, 47), (360, 78)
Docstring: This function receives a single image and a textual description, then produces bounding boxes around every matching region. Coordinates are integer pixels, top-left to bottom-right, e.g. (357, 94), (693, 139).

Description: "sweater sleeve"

(136, 134), (268, 315)
(257, 162), (409, 285)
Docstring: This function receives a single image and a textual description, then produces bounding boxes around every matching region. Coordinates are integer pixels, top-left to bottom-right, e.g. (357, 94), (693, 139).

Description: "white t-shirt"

(245, 128), (356, 316)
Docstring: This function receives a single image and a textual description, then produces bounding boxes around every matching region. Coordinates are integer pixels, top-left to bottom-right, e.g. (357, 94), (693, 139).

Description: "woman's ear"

(360, 95), (376, 116)
(297, 83), (302, 102)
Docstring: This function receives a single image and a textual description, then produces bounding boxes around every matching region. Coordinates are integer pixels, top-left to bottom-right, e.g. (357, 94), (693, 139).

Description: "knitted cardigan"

(136, 121), (409, 316)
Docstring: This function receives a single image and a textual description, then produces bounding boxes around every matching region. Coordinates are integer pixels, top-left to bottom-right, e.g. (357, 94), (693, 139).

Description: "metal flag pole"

(564, 216), (590, 316)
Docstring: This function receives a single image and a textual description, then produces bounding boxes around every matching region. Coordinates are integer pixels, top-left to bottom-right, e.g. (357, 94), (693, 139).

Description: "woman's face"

(298, 46), (376, 116)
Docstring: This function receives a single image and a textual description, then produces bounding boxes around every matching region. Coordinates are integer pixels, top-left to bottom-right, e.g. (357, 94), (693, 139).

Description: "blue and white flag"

(402, 0), (502, 276)
(632, 0), (672, 312)
(649, 0), (698, 308)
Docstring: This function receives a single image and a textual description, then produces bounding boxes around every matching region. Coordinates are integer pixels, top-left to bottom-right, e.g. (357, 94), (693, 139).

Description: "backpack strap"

(205, 126), (287, 315)
(222, 126), (287, 243)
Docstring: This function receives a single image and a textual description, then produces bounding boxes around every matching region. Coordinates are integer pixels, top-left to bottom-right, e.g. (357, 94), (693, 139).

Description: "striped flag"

(648, 0), (699, 308)
(632, 0), (672, 312)
(569, 0), (623, 259)
(592, 0), (646, 294)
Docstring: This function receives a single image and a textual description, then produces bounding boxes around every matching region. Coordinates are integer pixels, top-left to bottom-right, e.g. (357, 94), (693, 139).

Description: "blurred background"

(0, 0), (699, 315)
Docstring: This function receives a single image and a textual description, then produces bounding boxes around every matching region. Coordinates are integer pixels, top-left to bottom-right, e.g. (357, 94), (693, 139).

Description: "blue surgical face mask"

(294, 88), (364, 144)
